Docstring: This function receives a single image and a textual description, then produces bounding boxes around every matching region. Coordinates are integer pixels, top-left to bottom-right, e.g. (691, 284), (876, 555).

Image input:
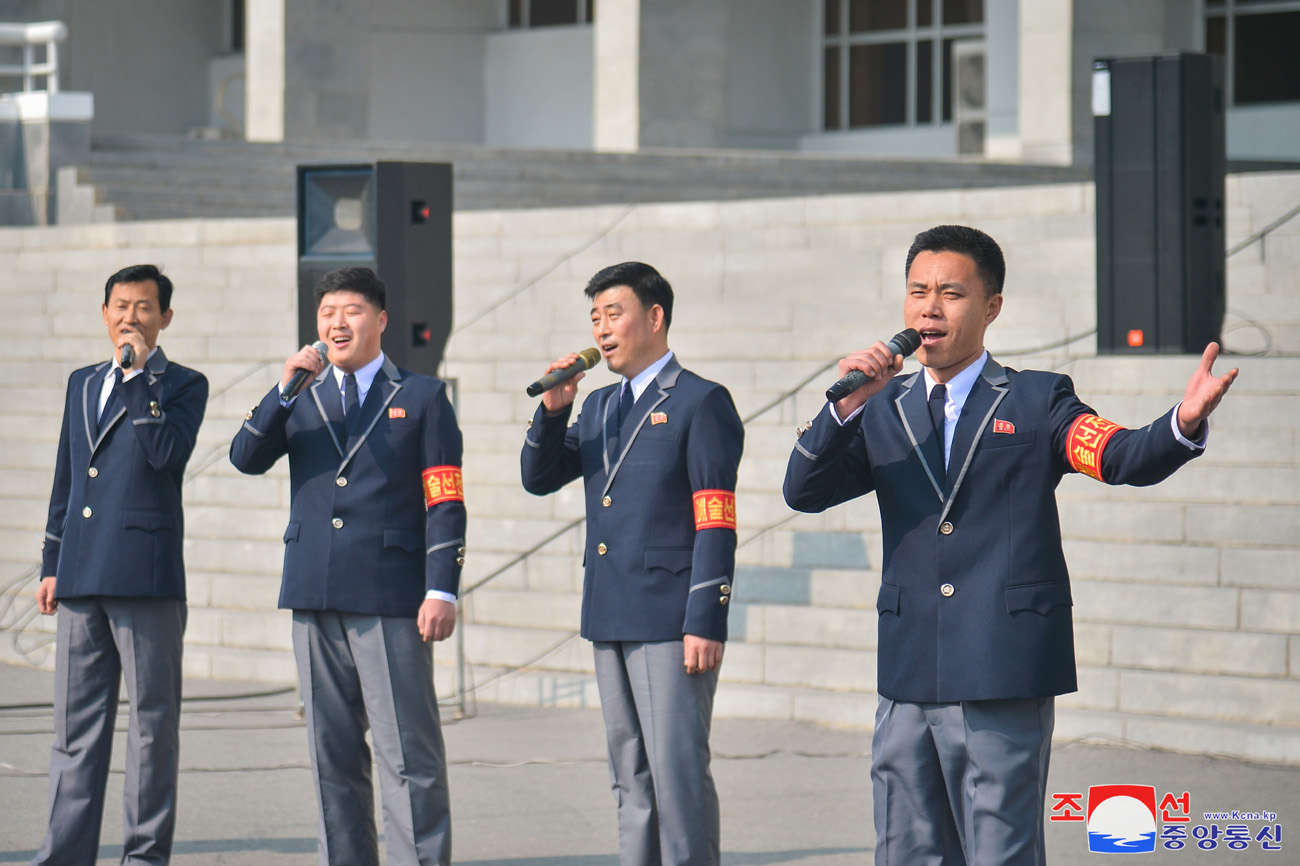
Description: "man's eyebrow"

(907, 280), (969, 290)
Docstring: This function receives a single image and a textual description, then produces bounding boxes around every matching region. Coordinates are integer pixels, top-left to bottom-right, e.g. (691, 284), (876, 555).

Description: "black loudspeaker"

(1094, 53), (1225, 354)
(297, 162), (453, 377)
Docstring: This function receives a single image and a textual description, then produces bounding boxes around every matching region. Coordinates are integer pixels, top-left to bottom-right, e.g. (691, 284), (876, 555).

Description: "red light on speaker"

(1127, 329), (1144, 347)
(411, 201), (430, 224)
(413, 323), (432, 346)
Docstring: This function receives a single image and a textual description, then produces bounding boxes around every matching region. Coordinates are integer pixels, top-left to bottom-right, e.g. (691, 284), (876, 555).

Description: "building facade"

(2, 1), (1298, 162)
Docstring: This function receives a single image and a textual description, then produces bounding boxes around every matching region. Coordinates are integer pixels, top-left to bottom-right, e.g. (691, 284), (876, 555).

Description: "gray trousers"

(593, 640), (720, 866)
(292, 611), (451, 866)
(871, 696), (1054, 866)
(31, 596), (186, 866)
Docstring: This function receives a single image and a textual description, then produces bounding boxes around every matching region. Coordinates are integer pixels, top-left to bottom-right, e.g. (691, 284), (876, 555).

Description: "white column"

(592, 0), (640, 151)
(1017, 0), (1073, 164)
(245, 0), (286, 142)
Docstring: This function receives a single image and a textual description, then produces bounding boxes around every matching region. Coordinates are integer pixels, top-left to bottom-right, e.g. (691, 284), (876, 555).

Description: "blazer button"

(456, 556), (465, 566)
(332, 518), (344, 529)
(719, 595), (730, 605)
(940, 583), (955, 597)
(150, 408), (161, 418)
(336, 476), (348, 487)
(82, 506), (92, 518)
(602, 495), (612, 507)
(87, 467), (98, 478)
(720, 584), (731, 595)
(597, 543), (608, 555)
(457, 547), (466, 556)
(939, 521), (954, 535)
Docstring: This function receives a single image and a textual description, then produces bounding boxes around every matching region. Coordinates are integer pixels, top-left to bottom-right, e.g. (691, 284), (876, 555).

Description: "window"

(230, 0), (245, 53)
(822, 0), (984, 130)
(508, 0), (594, 29)
(1205, 0), (1300, 106)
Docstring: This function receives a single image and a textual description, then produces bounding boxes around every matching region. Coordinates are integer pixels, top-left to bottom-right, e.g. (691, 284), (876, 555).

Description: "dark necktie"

(928, 382), (947, 476)
(617, 382), (634, 429)
(342, 373), (361, 440)
(606, 384), (632, 464)
(98, 368), (124, 435)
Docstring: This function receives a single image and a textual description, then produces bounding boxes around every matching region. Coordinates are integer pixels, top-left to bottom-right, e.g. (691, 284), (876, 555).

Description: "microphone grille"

(893, 328), (922, 356)
(577, 347), (602, 368)
(311, 340), (330, 361)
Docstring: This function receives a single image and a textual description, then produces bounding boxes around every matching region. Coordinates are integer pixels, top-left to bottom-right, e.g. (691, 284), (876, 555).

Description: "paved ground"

(0, 661), (1295, 865)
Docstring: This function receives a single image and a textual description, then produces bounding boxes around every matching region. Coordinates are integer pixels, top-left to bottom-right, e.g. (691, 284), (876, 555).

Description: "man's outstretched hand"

(1177, 342), (1238, 441)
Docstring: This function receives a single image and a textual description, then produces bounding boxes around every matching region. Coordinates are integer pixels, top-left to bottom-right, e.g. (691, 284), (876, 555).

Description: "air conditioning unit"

(952, 40), (986, 156)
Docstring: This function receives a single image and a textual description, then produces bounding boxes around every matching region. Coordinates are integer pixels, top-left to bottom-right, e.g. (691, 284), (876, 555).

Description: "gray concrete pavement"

(0, 661), (1295, 865)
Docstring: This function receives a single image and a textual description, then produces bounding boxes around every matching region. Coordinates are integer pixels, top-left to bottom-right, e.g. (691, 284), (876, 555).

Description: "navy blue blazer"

(784, 356), (1201, 703)
(229, 356), (466, 618)
(521, 358), (744, 642)
(42, 349), (208, 599)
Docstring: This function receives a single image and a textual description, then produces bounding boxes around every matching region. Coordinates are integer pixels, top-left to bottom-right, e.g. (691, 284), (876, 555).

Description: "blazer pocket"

(1005, 581), (1072, 615)
(283, 522), (301, 543)
(123, 510), (175, 533)
(644, 547), (693, 574)
(981, 430), (1037, 450)
(384, 530), (424, 553)
(877, 582), (900, 616)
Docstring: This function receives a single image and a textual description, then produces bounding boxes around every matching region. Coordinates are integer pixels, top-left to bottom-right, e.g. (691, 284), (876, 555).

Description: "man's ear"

(985, 292), (1003, 327)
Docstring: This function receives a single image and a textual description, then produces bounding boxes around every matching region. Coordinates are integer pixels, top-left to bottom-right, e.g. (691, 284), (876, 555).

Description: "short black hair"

(584, 261), (673, 330)
(905, 225), (1006, 296)
(104, 264), (173, 311)
(315, 267), (387, 310)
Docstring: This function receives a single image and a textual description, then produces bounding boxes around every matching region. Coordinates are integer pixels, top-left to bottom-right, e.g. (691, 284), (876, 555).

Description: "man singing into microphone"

(784, 225), (1237, 866)
(230, 267), (464, 866)
(32, 264), (208, 865)
(521, 262), (743, 866)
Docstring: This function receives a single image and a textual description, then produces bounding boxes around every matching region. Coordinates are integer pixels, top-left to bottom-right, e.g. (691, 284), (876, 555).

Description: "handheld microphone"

(526, 348), (602, 397)
(824, 328), (922, 402)
(280, 341), (330, 402)
(119, 343), (135, 369)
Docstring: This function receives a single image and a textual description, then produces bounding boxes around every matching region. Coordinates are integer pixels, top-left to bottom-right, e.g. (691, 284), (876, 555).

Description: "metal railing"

(1227, 199), (1300, 261)
(0, 21), (66, 93)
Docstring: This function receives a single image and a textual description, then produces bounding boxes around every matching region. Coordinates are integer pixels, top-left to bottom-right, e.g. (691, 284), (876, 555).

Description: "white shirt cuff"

(827, 400), (865, 426)
(1170, 401), (1207, 450)
(425, 590), (457, 603)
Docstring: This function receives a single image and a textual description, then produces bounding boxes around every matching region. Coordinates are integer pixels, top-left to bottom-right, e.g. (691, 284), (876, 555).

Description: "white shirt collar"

(624, 350), (674, 401)
(923, 349), (988, 424)
(332, 351), (386, 402)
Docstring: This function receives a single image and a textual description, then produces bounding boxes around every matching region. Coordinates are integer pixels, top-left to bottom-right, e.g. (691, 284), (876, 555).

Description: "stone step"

(71, 133), (1090, 222)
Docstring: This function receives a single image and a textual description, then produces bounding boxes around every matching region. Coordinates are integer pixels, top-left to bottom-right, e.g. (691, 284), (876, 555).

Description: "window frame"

(820, 0), (984, 132)
(1205, 0), (1300, 107)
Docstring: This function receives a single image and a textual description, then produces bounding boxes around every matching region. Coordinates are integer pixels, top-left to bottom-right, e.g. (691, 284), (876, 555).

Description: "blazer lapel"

(894, 371), (945, 502)
(339, 358), (403, 472)
(939, 356), (1009, 523)
(601, 387), (621, 474)
(84, 362), (110, 453)
(308, 369), (346, 459)
(602, 358), (681, 496)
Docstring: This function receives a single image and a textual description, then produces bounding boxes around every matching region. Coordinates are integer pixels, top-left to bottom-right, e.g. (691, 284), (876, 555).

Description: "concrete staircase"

(58, 133), (1089, 222)
(2, 170), (1298, 761)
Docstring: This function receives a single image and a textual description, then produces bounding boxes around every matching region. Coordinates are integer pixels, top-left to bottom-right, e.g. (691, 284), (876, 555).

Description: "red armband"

(692, 489), (737, 530)
(422, 466), (465, 506)
(1066, 414), (1125, 482)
